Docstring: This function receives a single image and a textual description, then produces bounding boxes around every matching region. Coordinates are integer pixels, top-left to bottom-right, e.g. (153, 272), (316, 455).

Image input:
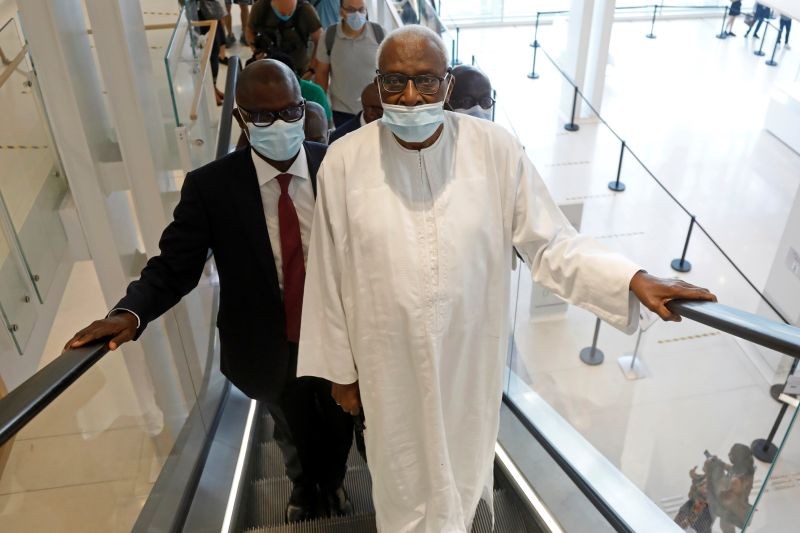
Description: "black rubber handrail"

(667, 300), (800, 358)
(215, 54), (240, 160)
(0, 342), (110, 445)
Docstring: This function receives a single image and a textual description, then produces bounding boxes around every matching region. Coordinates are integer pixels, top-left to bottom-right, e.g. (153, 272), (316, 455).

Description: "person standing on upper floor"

(314, 0), (386, 127)
(449, 64), (495, 121)
(223, 0), (252, 46)
(328, 82), (382, 143)
(247, 0), (323, 78)
(744, 3), (769, 39)
(309, 0), (340, 27)
(779, 12), (792, 49)
(726, 0), (742, 37)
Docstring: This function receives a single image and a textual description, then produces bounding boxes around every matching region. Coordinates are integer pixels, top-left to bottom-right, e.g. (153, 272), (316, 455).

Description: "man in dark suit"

(65, 60), (353, 523)
(328, 82), (382, 143)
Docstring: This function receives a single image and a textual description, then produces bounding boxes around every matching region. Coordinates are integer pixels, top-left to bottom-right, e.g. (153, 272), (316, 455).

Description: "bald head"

(304, 101), (328, 144)
(360, 83), (382, 123)
(450, 65), (493, 116)
(377, 25), (449, 75)
(236, 59), (301, 112)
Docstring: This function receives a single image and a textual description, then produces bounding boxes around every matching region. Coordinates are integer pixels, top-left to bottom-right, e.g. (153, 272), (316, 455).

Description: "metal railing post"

(608, 140), (627, 192)
(564, 85), (580, 132)
(528, 12), (541, 79)
(646, 4), (657, 39)
(716, 5), (728, 39)
(766, 27), (782, 66)
(453, 26), (462, 66)
(754, 22), (769, 57)
(671, 215), (695, 273)
(580, 317), (605, 365)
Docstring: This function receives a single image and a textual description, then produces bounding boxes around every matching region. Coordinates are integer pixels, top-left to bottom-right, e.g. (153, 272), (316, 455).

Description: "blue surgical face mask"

(272, 4), (294, 22)
(246, 118), (305, 161)
(455, 104), (493, 121)
(345, 12), (367, 31)
(381, 101), (445, 143)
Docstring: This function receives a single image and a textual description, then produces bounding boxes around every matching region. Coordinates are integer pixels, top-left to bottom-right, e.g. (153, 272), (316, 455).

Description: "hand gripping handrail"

(666, 300), (800, 358)
(0, 342), (110, 446)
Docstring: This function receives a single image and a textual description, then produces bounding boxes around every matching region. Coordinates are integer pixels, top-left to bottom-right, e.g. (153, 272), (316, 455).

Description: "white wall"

(763, 1), (800, 20)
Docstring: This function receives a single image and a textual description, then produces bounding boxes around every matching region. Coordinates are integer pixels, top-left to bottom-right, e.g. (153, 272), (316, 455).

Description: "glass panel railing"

(0, 18), (69, 306)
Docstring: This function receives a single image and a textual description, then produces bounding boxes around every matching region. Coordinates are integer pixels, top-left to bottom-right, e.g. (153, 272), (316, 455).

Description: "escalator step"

(245, 513), (378, 533)
(248, 467), (375, 528)
(471, 489), (540, 533)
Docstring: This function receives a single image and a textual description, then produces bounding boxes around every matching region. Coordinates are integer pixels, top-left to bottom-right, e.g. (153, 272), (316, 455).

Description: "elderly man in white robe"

(298, 25), (715, 532)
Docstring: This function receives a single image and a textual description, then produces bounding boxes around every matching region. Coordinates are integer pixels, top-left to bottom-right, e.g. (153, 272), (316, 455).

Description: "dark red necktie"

(276, 173), (305, 342)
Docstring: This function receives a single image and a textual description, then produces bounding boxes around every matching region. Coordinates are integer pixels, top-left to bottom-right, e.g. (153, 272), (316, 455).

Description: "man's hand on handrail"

(63, 311), (138, 352)
(629, 271), (717, 322)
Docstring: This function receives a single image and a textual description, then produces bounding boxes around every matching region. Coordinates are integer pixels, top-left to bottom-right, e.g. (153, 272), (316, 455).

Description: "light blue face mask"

(246, 118), (305, 161)
(380, 101), (446, 143)
(272, 4), (294, 21)
(345, 12), (367, 31)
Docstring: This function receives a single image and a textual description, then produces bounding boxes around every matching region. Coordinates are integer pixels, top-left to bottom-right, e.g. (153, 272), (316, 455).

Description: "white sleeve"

(297, 163), (358, 384)
(511, 150), (641, 333)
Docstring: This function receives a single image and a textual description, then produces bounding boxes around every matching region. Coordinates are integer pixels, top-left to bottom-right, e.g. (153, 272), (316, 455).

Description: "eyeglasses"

(450, 95), (495, 110)
(342, 6), (366, 14)
(376, 70), (450, 96)
(236, 102), (305, 127)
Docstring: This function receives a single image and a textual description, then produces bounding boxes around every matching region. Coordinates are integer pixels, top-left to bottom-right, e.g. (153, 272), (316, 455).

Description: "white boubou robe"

(297, 112), (642, 532)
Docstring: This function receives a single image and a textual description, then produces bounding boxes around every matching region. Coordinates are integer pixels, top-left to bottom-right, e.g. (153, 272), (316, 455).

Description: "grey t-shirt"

(315, 22), (382, 114)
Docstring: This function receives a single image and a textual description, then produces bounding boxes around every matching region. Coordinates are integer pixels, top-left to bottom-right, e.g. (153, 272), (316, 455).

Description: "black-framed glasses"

(450, 95), (495, 110)
(236, 102), (305, 127)
(376, 70), (450, 95)
(342, 6), (366, 14)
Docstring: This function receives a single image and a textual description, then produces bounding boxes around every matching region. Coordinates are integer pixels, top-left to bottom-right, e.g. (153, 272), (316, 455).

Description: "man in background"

(449, 64), (495, 121)
(328, 82), (382, 143)
(247, 0), (322, 77)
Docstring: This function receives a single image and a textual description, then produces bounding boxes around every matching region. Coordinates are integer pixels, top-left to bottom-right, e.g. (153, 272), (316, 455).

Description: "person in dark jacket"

(328, 82), (382, 143)
(65, 60), (353, 523)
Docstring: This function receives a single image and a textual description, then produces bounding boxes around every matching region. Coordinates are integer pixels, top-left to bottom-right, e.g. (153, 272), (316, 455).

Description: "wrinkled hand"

(332, 381), (361, 416)
(63, 312), (138, 352)
(630, 271), (716, 322)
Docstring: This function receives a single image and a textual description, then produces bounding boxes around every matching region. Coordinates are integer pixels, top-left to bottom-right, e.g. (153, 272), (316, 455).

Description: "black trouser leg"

(783, 19), (792, 44)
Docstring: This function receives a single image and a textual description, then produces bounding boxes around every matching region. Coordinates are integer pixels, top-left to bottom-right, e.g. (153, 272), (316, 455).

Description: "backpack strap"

(325, 24), (337, 56)
(303, 141), (328, 197)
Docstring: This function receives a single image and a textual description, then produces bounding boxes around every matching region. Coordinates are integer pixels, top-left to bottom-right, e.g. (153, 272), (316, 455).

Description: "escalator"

(233, 403), (543, 532)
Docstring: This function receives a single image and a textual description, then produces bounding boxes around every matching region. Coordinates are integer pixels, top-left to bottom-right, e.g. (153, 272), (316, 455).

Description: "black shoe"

(286, 485), (316, 523)
(753, 34), (760, 39)
(324, 486), (354, 517)
(728, 31), (737, 37)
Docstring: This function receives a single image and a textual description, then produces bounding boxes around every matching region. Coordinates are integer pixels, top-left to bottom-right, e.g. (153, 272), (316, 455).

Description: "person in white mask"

(449, 64), (495, 121)
(314, 0), (386, 127)
(298, 25), (716, 532)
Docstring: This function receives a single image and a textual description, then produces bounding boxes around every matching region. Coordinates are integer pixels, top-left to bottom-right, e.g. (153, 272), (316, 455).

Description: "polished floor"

(2, 7), (800, 533)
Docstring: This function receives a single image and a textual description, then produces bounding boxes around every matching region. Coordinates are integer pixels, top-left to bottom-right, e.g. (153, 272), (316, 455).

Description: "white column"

(584, 0), (616, 118)
(17, 0), (189, 436)
(559, 0), (595, 121)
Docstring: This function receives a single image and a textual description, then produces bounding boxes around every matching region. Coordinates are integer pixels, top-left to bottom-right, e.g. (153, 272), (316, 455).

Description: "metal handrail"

(0, 342), (110, 445)
(667, 300), (800, 358)
(215, 55), (240, 159)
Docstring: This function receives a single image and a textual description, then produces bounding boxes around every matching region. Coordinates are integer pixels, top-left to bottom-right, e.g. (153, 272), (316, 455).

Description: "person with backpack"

(314, 0), (385, 126)
(246, 0), (323, 78)
(64, 60), (355, 524)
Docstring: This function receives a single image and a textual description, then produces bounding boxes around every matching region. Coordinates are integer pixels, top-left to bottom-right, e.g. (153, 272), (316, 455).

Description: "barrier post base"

(608, 181), (626, 192)
(646, 34), (656, 39)
(564, 123), (580, 132)
(766, 59), (778, 66)
(671, 258), (692, 273)
(580, 347), (604, 366)
(618, 355), (648, 380)
(751, 438), (779, 463)
(527, 72), (540, 79)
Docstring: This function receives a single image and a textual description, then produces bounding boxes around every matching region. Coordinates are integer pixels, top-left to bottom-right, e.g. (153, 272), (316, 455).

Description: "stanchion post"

(771, 359), (799, 402)
(451, 39), (456, 67)
(491, 88), (496, 122)
(453, 26), (462, 66)
(528, 12), (541, 79)
(564, 85), (580, 132)
(754, 22), (769, 56)
(766, 28), (781, 66)
(751, 402), (788, 463)
(646, 4), (657, 39)
(716, 5), (728, 39)
(671, 215), (695, 273)
(608, 140), (627, 192)
(580, 317), (605, 365)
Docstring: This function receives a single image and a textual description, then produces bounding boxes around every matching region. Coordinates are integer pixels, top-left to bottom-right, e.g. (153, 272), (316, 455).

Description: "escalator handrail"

(0, 341), (109, 445)
(215, 55), (240, 159)
(667, 300), (800, 358)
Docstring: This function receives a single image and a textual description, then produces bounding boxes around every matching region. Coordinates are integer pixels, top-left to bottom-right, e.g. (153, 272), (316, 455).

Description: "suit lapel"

(230, 149), (281, 299)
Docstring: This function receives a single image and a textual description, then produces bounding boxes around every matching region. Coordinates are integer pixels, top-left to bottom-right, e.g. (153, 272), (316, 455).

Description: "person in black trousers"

(780, 14), (792, 49)
(65, 60), (354, 523)
(744, 3), (769, 39)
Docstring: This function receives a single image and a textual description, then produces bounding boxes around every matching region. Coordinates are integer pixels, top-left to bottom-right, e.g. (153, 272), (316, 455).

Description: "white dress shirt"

(251, 147), (315, 292)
